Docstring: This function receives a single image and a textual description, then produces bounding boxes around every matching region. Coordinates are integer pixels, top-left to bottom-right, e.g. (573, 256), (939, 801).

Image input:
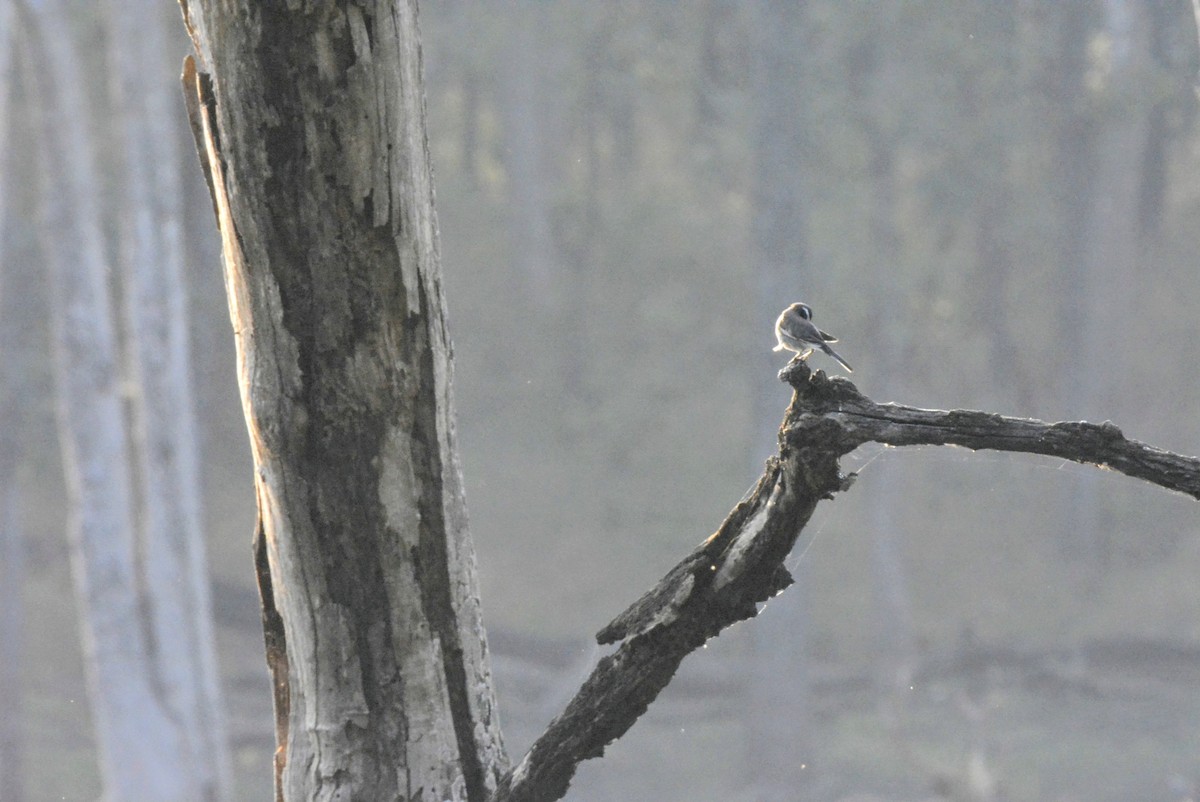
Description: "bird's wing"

(780, 316), (831, 349)
(818, 329), (838, 343)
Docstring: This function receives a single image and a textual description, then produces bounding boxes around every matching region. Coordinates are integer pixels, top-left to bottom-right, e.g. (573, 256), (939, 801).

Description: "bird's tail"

(822, 343), (853, 372)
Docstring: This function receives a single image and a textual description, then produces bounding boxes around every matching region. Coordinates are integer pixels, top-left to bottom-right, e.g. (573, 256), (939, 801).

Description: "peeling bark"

(179, 2), (506, 799)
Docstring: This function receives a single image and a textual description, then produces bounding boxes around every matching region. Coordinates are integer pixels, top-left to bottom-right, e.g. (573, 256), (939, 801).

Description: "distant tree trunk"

(1, 10), (27, 791)
(498, 5), (582, 400)
(1042, 3), (1102, 605)
(103, 0), (232, 797)
(1065, 0), (1149, 573)
(1135, 0), (1189, 241)
(852, 17), (918, 689)
(499, 7), (560, 309)
(180, 1), (508, 799)
(0, 484), (25, 802)
(1050, 3), (1095, 389)
(22, 0), (198, 798)
(584, 7), (637, 178)
(1, 12), (28, 786)
(863, 133), (917, 688)
(693, 0), (741, 181)
(746, 2), (814, 797)
(461, 68), (482, 188)
(0, 0), (10, 202)
(1077, 0), (1147, 424)
(975, 183), (1026, 404)
(969, 2), (1028, 408)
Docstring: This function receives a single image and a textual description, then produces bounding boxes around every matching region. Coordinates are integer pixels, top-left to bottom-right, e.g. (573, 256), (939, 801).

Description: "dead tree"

(489, 358), (1200, 801)
(178, 2), (1200, 801)
(180, 2), (506, 799)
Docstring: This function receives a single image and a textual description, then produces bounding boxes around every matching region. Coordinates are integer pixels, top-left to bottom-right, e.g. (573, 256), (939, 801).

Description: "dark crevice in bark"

(254, 508), (289, 802)
(251, 9), (414, 797)
(181, 59), (221, 224)
(287, 271), (404, 799)
(412, 279), (488, 802)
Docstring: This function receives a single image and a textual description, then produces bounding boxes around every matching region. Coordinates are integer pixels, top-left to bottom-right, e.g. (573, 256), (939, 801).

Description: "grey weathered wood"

(179, 2), (507, 799)
(491, 360), (1200, 802)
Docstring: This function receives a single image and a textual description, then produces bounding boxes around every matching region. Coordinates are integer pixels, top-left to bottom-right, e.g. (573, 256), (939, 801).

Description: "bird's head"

(791, 302), (813, 321)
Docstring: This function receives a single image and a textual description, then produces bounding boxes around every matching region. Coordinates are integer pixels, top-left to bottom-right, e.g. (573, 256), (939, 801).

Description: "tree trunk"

(104, 0), (233, 797)
(179, 2), (507, 799)
(22, 1), (196, 798)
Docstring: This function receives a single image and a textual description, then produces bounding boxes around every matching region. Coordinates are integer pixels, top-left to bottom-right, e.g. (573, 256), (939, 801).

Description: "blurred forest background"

(4, 1), (1200, 800)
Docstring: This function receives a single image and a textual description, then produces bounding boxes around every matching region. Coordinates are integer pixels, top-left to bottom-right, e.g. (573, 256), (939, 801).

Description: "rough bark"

(491, 360), (1200, 802)
(179, 2), (507, 800)
(104, 1), (232, 796)
(21, 0), (196, 798)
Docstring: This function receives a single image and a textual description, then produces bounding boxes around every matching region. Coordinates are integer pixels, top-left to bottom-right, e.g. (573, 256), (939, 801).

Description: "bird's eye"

(797, 304), (812, 320)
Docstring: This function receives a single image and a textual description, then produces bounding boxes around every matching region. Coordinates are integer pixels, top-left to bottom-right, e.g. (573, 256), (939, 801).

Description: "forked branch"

(490, 360), (1200, 802)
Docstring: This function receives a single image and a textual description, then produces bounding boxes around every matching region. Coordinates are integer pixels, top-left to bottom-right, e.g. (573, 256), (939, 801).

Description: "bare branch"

(490, 361), (1200, 802)
(774, 360), (1200, 500)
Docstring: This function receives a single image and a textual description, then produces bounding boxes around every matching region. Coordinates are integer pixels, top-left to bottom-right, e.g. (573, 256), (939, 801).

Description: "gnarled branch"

(490, 361), (1200, 802)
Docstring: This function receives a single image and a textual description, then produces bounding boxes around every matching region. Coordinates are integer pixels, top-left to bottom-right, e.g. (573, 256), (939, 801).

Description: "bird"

(773, 302), (853, 372)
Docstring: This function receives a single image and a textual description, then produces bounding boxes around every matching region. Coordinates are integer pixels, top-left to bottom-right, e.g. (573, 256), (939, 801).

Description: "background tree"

(8, 2), (1200, 800)
(104, 0), (232, 793)
(22, 0), (205, 797)
(179, 1), (506, 798)
(0, 0), (25, 794)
